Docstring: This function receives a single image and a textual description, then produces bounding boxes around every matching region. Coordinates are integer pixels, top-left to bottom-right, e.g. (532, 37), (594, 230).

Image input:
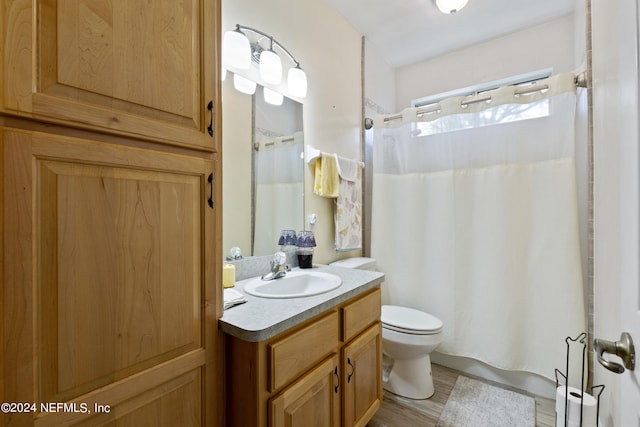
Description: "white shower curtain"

(253, 133), (304, 255)
(371, 73), (586, 381)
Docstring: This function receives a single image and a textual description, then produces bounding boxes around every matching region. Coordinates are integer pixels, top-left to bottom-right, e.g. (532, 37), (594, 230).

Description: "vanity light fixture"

(260, 42), (283, 85)
(223, 24), (307, 98)
(434, 0), (469, 14)
(288, 66), (308, 98)
(223, 27), (252, 69)
(233, 73), (256, 95)
(263, 87), (284, 106)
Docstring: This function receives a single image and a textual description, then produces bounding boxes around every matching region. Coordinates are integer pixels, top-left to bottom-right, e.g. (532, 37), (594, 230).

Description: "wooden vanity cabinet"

(2, 0), (220, 151)
(270, 355), (342, 427)
(342, 323), (383, 426)
(226, 287), (383, 427)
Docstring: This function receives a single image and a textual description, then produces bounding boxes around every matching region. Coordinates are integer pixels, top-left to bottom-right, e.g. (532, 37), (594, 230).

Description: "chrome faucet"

(261, 251), (291, 281)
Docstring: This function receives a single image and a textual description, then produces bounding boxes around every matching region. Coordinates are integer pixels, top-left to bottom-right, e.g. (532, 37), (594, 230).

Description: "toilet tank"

(329, 257), (377, 271)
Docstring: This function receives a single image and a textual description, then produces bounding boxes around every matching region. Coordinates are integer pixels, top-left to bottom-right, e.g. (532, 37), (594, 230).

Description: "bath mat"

(437, 376), (535, 427)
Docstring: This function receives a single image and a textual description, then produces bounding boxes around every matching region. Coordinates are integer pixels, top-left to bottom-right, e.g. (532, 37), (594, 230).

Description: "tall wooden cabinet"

(1, 1), (223, 426)
(3, 0), (218, 150)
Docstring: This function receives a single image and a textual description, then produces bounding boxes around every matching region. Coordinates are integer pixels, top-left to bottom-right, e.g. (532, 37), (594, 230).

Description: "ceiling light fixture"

(223, 24), (307, 99)
(434, 0), (469, 14)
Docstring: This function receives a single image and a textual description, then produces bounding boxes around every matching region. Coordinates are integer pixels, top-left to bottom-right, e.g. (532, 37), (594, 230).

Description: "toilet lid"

(382, 305), (443, 334)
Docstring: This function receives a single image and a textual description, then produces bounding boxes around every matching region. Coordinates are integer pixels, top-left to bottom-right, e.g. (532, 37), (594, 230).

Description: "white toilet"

(329, 257), (444, 400)
(381, 305), (443, 399)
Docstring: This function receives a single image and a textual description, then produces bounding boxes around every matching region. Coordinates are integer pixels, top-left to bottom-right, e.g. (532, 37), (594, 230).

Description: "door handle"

(207, 173), (214, 209)
(207, 101), (214, 137)
(347, 357), (354, 383)
(593, 332), (635, 374)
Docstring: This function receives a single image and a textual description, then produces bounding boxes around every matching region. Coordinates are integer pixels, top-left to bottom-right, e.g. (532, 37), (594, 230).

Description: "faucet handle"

(273, 251), (287, 266)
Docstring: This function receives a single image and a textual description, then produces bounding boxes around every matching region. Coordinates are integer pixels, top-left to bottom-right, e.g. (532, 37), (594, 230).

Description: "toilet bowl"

(382, 305), (443, 399)
(329, 257), (444, 400)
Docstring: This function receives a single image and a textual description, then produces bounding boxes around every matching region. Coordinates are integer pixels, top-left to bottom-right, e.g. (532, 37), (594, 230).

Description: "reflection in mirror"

(222, 74), (304, 258)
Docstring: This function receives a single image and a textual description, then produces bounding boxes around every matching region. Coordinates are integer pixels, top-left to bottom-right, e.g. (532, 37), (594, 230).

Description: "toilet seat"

(382, 305), (443, 335)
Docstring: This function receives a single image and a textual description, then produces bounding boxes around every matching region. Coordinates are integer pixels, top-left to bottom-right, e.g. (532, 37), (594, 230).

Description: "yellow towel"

(313, 153), (340, 198)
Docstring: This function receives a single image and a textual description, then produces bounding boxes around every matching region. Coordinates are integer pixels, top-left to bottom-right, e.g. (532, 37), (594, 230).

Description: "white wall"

(395, 13), (577, 109)
(222, 0), (363, 264)
(364, 43), (396, 115)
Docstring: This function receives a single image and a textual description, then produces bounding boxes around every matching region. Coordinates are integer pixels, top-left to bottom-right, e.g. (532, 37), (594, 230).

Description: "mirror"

(222, 74), (304, 258)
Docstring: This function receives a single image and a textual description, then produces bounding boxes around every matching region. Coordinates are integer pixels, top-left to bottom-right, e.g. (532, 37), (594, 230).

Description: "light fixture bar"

(233, 24), (301, 67)
(225, 24), (308, 99)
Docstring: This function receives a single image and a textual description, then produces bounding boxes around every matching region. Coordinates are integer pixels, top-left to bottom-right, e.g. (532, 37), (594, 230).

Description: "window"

(410, 69), (552, 136)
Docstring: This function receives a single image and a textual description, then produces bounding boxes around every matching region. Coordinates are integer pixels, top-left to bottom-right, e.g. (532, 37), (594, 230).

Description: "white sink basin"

(242, 270), (342, 298)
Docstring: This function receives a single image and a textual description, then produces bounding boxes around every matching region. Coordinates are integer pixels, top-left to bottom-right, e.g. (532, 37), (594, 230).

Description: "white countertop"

(218, 265), (385, 342)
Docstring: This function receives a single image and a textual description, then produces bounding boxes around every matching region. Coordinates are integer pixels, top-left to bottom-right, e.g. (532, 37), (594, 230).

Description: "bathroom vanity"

(219, 265), (384, 427)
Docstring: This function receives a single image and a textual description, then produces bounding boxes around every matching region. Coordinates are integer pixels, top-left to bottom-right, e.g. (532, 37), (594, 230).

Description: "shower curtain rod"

(363, 71), (588, 130)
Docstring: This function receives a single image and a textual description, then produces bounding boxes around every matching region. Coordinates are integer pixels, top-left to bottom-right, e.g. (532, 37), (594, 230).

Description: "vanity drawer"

(341, 287), (381, 342)
(268, 310), (340, 391)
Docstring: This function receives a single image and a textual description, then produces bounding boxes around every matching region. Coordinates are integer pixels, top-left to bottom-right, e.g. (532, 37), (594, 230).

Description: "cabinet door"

(270, 355), (341, 427)
(2, 129), (220, 426)
(342, 323), (383, 427)
(3, 0), (220, 151)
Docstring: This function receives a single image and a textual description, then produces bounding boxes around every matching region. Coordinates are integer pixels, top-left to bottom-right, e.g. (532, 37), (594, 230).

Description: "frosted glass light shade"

(260, 50), (282, 85)
(263, 87), (284, 106)
(233, 74), (256, 95)
(435, 0), (469, 13)
(223, 30), (251, 69)
(288, 67), (307, 98)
